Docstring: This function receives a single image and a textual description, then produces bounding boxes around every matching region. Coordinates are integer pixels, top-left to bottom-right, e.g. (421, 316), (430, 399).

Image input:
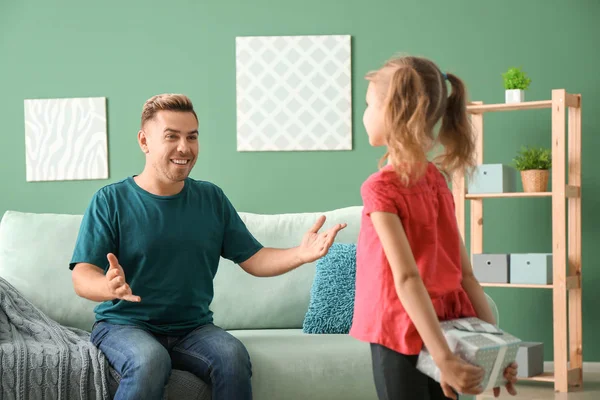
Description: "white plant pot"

(505, 89), (525, 103)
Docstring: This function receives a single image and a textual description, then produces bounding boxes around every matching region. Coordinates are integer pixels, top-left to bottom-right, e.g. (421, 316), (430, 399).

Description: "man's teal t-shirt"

(69, 177), (263, 335)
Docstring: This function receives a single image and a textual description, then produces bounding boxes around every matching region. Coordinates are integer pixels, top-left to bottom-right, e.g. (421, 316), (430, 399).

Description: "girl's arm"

(370, 211), (455, 365)
(458, 236), (496, 325)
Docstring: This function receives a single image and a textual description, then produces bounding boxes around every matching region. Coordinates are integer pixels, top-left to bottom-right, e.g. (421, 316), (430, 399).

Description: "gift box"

(416, 317), (521, 393)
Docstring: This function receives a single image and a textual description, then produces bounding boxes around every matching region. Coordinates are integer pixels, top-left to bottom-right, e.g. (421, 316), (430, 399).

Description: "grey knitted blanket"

(0, 277), (110, 400)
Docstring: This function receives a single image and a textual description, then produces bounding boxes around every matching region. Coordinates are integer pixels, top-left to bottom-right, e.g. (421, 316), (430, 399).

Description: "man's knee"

(214, 337), (252, 379)
(126, 345), (172, 383)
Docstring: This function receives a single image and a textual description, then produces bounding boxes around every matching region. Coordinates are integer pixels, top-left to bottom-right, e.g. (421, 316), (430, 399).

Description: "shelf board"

(466, 192), (551, 199)
(480, 283), (553, 289)
(520, 372), (555, 383)
(467, 100), (552, 113)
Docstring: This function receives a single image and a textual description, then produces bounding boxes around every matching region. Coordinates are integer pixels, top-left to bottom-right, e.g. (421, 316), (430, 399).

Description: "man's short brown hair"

(141, 94), (198, 127)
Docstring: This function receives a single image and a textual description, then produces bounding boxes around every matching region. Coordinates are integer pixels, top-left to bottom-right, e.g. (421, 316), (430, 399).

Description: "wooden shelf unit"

(452, 90), (583, 393)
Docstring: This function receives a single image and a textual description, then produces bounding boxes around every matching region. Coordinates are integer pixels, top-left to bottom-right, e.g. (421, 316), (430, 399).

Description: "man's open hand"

(106, 253), (141, 302)
(298, 216), (347, 263)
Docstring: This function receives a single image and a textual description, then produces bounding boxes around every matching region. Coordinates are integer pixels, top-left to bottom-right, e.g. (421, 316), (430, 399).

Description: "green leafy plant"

(502, 67), (532, 90)
(513, 146), (551, 171)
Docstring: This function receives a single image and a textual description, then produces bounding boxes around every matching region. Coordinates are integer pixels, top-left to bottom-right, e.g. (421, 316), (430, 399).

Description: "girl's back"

(352, 162), (475, 356)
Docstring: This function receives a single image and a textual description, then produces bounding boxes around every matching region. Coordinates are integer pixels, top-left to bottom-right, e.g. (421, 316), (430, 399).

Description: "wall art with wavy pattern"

(24, 97), (108, 182)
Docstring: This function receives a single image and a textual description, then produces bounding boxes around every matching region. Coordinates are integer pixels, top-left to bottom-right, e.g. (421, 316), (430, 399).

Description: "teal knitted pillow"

(303, 243), (356, 334)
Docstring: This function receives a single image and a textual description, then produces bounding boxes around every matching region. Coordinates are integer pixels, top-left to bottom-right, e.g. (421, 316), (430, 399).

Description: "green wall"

(1, 1), (599, 362)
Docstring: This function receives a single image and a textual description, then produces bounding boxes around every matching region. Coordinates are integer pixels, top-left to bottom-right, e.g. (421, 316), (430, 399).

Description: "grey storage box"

(468, 164), (517, 194)
(510, 253), (553, 285)
(515, 342), (544, 378)
(472, 254), (510, 283)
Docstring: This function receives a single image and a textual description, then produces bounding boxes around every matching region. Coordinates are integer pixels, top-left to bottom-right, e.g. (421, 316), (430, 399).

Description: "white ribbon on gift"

(450, 320), (508, 392)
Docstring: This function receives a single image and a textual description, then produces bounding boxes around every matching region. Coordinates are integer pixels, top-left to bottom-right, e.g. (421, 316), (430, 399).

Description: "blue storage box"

(468, 164), (517, 194)
(510, 253), (553, 285)
(472, 254), (510, 283)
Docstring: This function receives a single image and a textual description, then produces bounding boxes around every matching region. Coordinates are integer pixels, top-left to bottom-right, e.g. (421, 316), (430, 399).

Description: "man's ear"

(138, 130), (149, 153)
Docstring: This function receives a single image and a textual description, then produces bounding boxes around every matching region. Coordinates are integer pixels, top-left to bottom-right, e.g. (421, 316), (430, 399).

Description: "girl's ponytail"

(436, 73), (476, 177)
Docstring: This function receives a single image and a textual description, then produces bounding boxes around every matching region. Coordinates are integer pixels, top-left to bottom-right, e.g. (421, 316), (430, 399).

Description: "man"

(69, 94), (346, 400)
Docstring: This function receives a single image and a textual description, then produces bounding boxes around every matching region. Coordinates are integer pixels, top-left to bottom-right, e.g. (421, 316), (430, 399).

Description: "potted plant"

(502, 67), (532, 103)
(513, 146), (552, 192)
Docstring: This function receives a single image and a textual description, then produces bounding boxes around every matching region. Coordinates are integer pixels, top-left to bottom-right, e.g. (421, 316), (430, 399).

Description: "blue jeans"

(90, 321), (252, 400)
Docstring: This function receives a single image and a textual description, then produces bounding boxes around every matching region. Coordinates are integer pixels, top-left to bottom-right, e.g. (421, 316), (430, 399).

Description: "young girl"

(349, 55), (519, 400)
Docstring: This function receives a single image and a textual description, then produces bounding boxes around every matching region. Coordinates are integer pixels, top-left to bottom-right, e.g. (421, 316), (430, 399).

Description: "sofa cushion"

(303, 243), (356, 334)
(229, 329), (377, 400)
(210, 206), (362, 330)
(0, 211), (96, 331)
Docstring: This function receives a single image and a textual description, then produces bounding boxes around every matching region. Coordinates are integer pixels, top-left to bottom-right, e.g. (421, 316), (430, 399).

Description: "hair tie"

(442, 72), (448, 81)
